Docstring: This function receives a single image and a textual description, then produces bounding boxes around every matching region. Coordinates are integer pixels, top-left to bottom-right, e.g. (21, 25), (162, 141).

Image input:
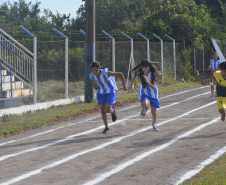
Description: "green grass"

(37, 80), (84, 102)
(0, 64), (202, 138)
(0, 80), (200, 138)
(181, 152), (226, 185)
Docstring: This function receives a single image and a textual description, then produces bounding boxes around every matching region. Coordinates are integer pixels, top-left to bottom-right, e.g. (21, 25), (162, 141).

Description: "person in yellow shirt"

(213, 61), (226, 121)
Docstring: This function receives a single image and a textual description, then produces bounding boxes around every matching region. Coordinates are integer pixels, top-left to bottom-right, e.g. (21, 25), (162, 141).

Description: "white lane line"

(0, 101), (216, 185)
(83, 116), (221, 185)
(129, 118), (216, 121)
(158, 86), (207, 100)
(175, 146), (226, 185)
(0, 117), (98, 147)
(0, 86), (207, 147)
(0, 92), (210, 162)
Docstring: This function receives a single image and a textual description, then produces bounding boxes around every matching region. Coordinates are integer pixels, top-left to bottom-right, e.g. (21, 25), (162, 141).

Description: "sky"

(23, 0), (84, 18)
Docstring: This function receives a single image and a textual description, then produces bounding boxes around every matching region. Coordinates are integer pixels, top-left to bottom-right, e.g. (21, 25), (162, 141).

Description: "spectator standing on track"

(213, 61), (226, 121)
(128, 59), (161, 131)
(89, 61), (127, 134)
(209, 52), (221, 98)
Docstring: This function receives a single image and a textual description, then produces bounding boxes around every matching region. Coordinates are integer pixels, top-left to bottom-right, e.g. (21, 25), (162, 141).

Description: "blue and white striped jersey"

(210, 59), (221, 71)
(137, 71), (158, 99)
(89, 68), (118, 94)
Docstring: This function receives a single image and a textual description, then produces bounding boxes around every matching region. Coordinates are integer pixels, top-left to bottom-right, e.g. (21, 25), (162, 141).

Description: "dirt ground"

(0, 85), (225, 185)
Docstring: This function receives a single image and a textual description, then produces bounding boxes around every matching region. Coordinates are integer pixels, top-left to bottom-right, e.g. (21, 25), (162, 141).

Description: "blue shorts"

(96, 93), (116, 105)
(140, 94), (161, 108)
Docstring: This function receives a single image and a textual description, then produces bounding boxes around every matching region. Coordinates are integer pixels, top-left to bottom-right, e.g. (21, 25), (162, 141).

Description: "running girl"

(213, 61), (226, 121)
(209, 52), (221, 98)
(89, 62), (127, 133)
(128, 59), (161, 131)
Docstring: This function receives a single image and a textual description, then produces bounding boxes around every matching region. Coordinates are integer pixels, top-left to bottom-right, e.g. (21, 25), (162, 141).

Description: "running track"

(0, 86), (225, 185)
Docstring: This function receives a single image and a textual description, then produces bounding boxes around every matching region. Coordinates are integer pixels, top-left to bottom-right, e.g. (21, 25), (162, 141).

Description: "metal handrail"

(0, 28), (34, 57)
(0, 28), (35, 102)
(1, 34), (33, 60)
(0, 41), (33, 68)
(0, 61), (12, 98)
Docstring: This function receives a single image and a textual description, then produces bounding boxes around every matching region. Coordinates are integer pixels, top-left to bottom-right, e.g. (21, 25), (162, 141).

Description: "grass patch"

(37, 80), (84, 102)
(181, 152), (226, 185)
(0, 80), (200, 138)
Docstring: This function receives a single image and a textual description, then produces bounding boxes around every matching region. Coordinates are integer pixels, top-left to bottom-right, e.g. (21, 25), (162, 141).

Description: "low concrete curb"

(0, 96), (84, 117)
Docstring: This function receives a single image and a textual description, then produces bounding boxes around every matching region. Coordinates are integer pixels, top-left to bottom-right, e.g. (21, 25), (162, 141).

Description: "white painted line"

(0, 101), (217, 185)
(0, 92), (211, 162)
(158, 86), (208, 100)
(83, 117), (221, 185)
(0, 86), (208, 147)
(113, 86), (208, 113)
(0, 116), (99, 147)
(130, 118), (216, 121)
(175, 146), (226, 185)
(0, 97), (81, 117)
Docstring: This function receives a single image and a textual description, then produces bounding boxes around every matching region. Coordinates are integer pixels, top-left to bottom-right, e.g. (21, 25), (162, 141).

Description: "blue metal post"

(80, 29), (86, 36)
(101, 30), (115, 79)
(121, 32), (134, 88)
(1, 62), (13, 97)
(165, 34), (176, 80)
(138, 33), (150, 61)
(153, 33), (163, 81)
(10, 67), (12, 97)
(20, 26), (37, 104)
(52, 28), (68, 99)
(0, 63), (2, 91)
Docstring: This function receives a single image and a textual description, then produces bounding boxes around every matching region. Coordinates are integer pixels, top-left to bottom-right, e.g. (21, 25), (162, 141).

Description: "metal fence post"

(65, 37), (68, 98)
(138, 33), (150, 61)
(101, 30), (115, 79)
(112, 38), (115, 74)
(52, 28), (68, 99)
(153, 33), (163, 81)
(20, 26), (37, 104)
(33, 37), (37, 103)
(165, 34), (176, 80)
(121, 32), (134, 88)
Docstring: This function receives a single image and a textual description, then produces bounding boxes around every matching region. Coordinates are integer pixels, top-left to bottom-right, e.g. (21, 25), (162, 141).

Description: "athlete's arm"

(109, 71), (127, 91)
(91, 80), (98, 90)
(143, 75), (156, 90)
(128, 73), (137, 93)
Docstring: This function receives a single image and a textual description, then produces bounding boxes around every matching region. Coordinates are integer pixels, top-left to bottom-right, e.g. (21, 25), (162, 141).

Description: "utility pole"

(84, 0), (95, 103)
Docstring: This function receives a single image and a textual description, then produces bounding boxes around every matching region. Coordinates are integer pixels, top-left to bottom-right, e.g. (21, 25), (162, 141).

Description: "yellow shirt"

(213, 71), (226, 97)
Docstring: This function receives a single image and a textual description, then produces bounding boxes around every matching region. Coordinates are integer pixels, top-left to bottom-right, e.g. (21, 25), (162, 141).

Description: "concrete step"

(0, 88), (33, 98)
(0, 70), (7, 75)
(0, 96), (33, 109)
(1, 81), (24, 91)
(0, 75), (15, 83)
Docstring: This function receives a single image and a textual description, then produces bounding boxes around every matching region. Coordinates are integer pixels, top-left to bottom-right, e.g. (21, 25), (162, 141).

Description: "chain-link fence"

(13, 38), (217, 103)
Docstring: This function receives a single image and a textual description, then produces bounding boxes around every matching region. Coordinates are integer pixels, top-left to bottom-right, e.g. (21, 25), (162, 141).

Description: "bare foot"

(215, 94), (217, 97)
(221, 113), (225, 122)
(209, 95), (214, 98)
